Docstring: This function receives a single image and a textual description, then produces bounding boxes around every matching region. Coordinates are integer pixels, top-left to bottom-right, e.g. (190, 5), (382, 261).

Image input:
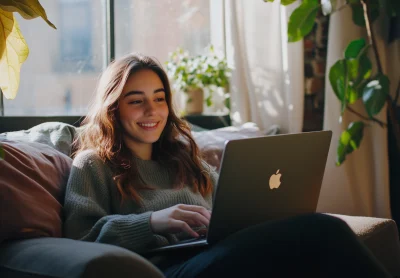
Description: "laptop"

(146, 130), (332, 253)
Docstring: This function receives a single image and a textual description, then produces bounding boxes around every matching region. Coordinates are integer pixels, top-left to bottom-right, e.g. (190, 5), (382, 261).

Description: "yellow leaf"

(0, 0), (56, 29)
(0, 8), (12, 57)
(0, 12), (29, 99)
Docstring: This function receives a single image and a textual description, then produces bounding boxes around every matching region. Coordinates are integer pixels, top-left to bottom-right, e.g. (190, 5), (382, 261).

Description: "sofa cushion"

(0, 122), (77, 156)
(0, 237), (164, 278)
(192, 122), (269, 171)
(0, 140), (72, 243)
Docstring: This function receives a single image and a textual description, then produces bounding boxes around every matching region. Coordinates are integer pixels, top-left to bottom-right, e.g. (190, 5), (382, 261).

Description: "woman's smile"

(137, 121), (160, 130)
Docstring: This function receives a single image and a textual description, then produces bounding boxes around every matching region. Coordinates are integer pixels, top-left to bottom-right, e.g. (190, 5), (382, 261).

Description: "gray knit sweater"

(63, 150), (218, 254)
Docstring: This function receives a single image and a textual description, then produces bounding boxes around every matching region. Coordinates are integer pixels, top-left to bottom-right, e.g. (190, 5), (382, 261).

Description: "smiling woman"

(62, 52), (392, 277)
(72, 53), (213, 203)
(118, 69), (169, 160)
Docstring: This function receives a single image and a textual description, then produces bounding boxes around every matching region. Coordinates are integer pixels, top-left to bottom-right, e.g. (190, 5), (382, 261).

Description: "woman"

(64, 53), (390, 277)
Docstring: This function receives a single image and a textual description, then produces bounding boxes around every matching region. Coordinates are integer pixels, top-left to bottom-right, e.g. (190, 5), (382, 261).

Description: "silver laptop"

(145, 130), (332, 253)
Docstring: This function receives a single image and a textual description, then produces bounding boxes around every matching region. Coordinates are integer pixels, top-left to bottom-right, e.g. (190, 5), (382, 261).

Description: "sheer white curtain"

(317, 3), (395, 218)
(223, 0), (304, 133)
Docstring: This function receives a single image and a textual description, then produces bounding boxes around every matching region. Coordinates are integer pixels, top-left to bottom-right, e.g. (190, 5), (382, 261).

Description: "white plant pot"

(185, 88), (204, 115)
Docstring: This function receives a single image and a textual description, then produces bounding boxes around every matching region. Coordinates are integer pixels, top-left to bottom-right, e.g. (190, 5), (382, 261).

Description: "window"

(3, 0), (105, 116)
(2, 0), (214, 116)
(114, 0), (211, 62)
(57, 0), (95, 72)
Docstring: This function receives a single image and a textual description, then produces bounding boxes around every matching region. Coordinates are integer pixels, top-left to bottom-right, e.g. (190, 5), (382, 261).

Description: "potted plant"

(166, 45), (231, 115)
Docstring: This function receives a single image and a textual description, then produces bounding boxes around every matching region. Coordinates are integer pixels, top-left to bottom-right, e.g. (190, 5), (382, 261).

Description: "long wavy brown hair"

(73, 53), (213, 203)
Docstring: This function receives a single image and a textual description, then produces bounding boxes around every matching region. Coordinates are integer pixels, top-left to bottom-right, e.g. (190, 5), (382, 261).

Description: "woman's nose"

(144, 100), (156, 115)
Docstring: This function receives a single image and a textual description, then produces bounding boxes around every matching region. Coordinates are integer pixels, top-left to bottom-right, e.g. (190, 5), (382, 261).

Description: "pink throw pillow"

(0, 140), (72, 243)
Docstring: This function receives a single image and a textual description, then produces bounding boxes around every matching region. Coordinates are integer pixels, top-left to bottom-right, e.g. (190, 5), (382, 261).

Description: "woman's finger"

(172, 219), (199, 238)
(177, 204), (211, 221)
(180, 210), (209, 227)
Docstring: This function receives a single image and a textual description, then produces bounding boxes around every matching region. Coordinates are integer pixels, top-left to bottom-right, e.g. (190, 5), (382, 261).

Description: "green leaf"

(345, 39), (367, 59)
(358, 54), (372, 80)
(351, 1), (380, 27)
(346, 55), (371, 94)
(287, 0), (319, 42)
(329, 59), (347, 101)
(0, 145), (4, 160)
(281, 0), (297, 5)
(329, 51), (372, 106)
(205, 95), (213, 107)
(340, 39), (372, 105)
(263, 0), (275, 2)
(362, 74), (390, 117)
(337, 121), (365, 166)
(224, 95), (231, 110)
(347, 59), (359, 81)
(347, 85), (359, 104)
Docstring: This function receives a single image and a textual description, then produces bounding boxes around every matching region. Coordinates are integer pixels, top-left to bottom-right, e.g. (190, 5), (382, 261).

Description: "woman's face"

(118, 69), (169, 151)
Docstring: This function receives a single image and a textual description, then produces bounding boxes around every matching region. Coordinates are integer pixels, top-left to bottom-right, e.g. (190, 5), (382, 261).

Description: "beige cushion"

(329, 213), (400, 276)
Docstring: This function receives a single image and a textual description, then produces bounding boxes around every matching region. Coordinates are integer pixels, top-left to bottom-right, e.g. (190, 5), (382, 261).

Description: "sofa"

(1, 117), (400, 277)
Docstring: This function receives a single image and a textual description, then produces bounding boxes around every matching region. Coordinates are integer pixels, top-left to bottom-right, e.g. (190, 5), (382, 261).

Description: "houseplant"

(166, 45), (231, 115)
(265, 0), (400, 166)
(0, 0), (55, 159)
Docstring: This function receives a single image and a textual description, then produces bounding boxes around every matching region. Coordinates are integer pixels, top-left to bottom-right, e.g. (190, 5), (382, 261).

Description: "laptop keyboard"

(175, 234), (207, 245)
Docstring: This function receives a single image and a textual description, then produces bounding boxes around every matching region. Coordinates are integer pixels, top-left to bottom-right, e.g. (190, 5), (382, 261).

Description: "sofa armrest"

(328, 213), (400, 277)
(0, 237), (164, 278)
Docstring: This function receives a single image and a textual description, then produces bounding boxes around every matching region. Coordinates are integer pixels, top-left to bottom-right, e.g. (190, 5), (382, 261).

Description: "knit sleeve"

(63, 150), (166, 253)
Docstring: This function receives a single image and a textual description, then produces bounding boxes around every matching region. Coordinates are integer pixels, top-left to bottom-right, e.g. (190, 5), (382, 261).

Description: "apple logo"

(269, 169), (282, 189)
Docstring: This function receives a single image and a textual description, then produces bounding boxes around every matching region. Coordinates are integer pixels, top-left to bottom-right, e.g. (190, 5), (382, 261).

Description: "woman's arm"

(63, 150), (167, 252)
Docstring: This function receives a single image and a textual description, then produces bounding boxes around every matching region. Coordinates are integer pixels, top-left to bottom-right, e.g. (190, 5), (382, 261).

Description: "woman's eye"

(128, 100), (142, 104)
(156, 97), (165, 102)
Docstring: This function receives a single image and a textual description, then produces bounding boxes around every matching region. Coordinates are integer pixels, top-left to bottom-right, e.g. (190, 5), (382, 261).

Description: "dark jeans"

(155, 213), (391, 278)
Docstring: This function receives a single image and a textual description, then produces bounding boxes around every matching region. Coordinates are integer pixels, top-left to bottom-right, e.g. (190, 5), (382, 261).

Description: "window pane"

(4, 0), (106, 116)
(114, 0), (211, 63)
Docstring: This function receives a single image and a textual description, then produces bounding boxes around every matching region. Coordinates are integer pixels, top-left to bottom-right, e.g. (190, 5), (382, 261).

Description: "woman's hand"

(150, 204), (211, 238)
